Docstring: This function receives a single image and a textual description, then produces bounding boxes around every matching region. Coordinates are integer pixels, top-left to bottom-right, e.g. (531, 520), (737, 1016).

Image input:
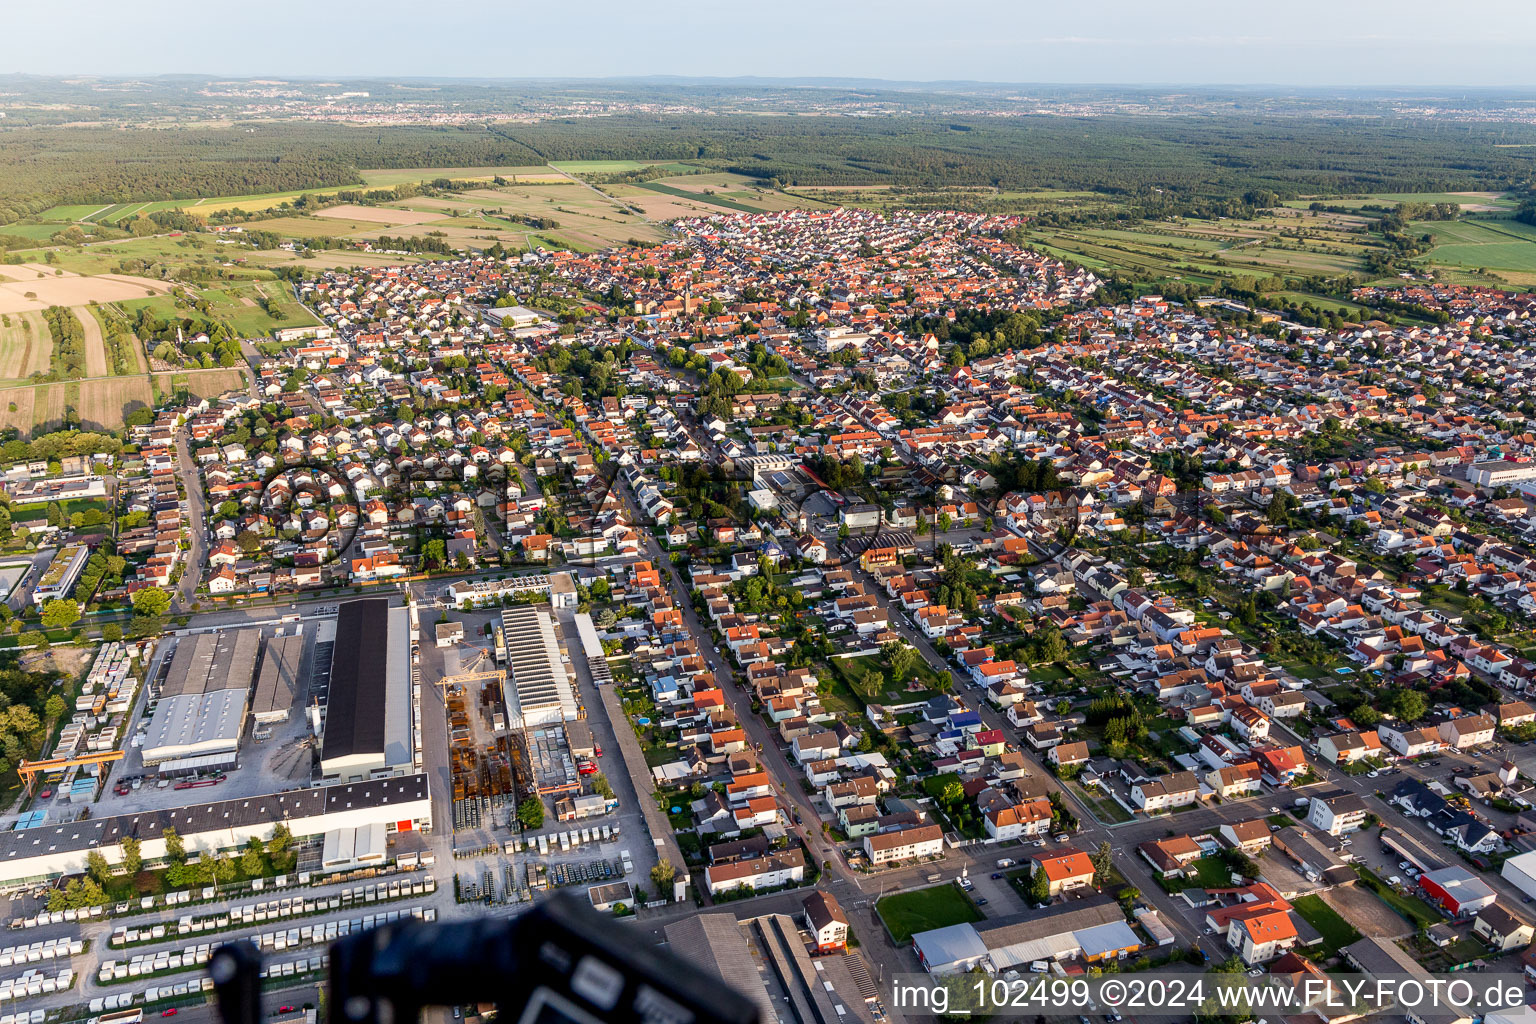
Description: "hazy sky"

(10, 0), (1536, 87)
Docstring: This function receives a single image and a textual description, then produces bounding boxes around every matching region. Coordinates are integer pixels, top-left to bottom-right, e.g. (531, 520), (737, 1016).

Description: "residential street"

(173, 427), (206, 613)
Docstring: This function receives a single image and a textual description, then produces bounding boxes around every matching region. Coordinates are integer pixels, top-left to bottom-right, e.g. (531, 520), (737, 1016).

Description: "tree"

(651, 859), (676, 893)
(923, 773), (964, 807)
(517, 799), (545, 830)
(101, 623), (123, 642)
(267, 823), (294, 871)
(883, 641), (918, 681)
(86, 850), (112, 885)
(1382, 688), (1427, 723)
(40, 599), (80, 630)
(591, 774), (614, 800)
(162, 827), (185, 862)
(131, 586), (171, 617)
(205, 852), (231, 887)
(1027, 864), (1052, 904)
(1091, 841), (1114, 883)
(121, 836), (142, 876)
(43, 694), (66, 722)
(853, 666), (885, 699)
(241, 836), (264, 877)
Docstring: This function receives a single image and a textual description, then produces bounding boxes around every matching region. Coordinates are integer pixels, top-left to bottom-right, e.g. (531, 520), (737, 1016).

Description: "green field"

(35, 204), (110, 222)
(1270, 291), (1373, 315)
(635, 181), (762, 214)
(1021, 210), (1385, 291)
(102, 279), (314, 341)
(1416, 218), (1536, 272)
(876, 885), (983, 944)
(359, 166), (555, 187)
(1285, 192), (1518, 210)
(0, 223), (72, 240)
(1355, 867), (1444, 928)
(552, 160), (699, 175)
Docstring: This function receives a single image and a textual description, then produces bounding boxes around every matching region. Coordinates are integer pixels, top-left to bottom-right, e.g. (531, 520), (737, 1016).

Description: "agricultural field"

(312, 205), (443, 227)
(0, 311), (51, 380)
(551, 160), (699, 176)
(87, 306), (147, 373)
(32, 168), (557, 225)
(1412, 217), (1536, 288)
(0, 366), (243, 436)
(100, 278), (317, 343)
(250, 216), (376, 239)
(153, 368), (247, 401)
(379, 181), (664, 249)
(1021, 208), (1385, 290)
(1285, 191), (1519, 212)
(0, 223), (73, 241)
(0, 267), (173, 315)
(359, 166), (555, 187)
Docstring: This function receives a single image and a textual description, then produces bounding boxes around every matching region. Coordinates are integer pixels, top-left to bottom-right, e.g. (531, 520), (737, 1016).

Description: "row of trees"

(40, 306), (85, 381)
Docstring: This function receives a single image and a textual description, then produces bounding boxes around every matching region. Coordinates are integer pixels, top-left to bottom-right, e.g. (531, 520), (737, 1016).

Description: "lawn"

(1066, 781), (1132, 825)
(1184, 856), (1239, 890)
(826, 654), (942, 706)
(1291, 894), (1361, 958)
(12, 497), (109, 519)
(1030, 663), (1073, 684)
(876, 884), (983, 944)
(1355, 866), (1445, 928)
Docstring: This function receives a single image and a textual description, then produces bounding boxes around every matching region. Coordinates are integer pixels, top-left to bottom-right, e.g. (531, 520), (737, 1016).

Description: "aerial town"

(6, 195), (1536, 1024)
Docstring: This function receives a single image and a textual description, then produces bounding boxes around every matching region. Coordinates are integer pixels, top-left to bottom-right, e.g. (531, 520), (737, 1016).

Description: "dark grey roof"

(253, 634), (303, 717)
(321, 599), (391, 763)
(663, 914), (776, 1024)
(0, 774), (427, 863)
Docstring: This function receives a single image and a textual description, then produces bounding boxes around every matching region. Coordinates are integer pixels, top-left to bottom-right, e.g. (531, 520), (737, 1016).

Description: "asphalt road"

(173, 428), (207, 613)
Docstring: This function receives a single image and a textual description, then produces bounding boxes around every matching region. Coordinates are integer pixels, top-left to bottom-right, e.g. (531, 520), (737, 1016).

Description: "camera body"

(211, 894), (757, 1024)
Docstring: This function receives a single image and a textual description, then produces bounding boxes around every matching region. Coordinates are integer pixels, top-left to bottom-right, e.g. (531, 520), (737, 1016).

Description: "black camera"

(210, 893), (758, 1024)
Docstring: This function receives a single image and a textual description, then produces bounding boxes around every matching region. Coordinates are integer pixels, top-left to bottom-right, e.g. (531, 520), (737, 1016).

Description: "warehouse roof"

(0, 774), (428, 863)
(161, 630), (259, 698)
(142, 688), (247, 764)
(252, 634), (302, 719)
(322, 599), (391, 764)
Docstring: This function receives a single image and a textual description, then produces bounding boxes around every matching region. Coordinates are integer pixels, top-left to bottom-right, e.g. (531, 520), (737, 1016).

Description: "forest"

(3, 112), (1536, 220)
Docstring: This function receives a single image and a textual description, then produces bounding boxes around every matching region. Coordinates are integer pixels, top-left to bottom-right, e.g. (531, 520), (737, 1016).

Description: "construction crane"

(436, 643), (506, 690)
(436, 669), (506, 690)
(19, 750), (125, 794)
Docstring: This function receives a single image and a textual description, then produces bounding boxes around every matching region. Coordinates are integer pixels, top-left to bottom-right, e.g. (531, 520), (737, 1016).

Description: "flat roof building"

(0, 773), (429, 887)
(500, 605), (577, 728)
(252, 634), (302, 723)
(32, 544), (90, 607)
(142, 630), (259, 768)
(320, 600), (412, 781)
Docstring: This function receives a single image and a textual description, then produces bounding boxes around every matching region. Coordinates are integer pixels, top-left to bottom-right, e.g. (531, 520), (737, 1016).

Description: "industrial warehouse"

(498, 605), (577, 728)
(251, 634), (302, 725)
(140, 630), (260, 770)
(319, 599), (414, 781)
(0, 774), (431, 887)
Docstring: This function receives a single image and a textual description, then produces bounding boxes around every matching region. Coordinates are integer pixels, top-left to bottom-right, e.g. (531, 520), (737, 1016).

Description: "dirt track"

(76, 305), (109, 376)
